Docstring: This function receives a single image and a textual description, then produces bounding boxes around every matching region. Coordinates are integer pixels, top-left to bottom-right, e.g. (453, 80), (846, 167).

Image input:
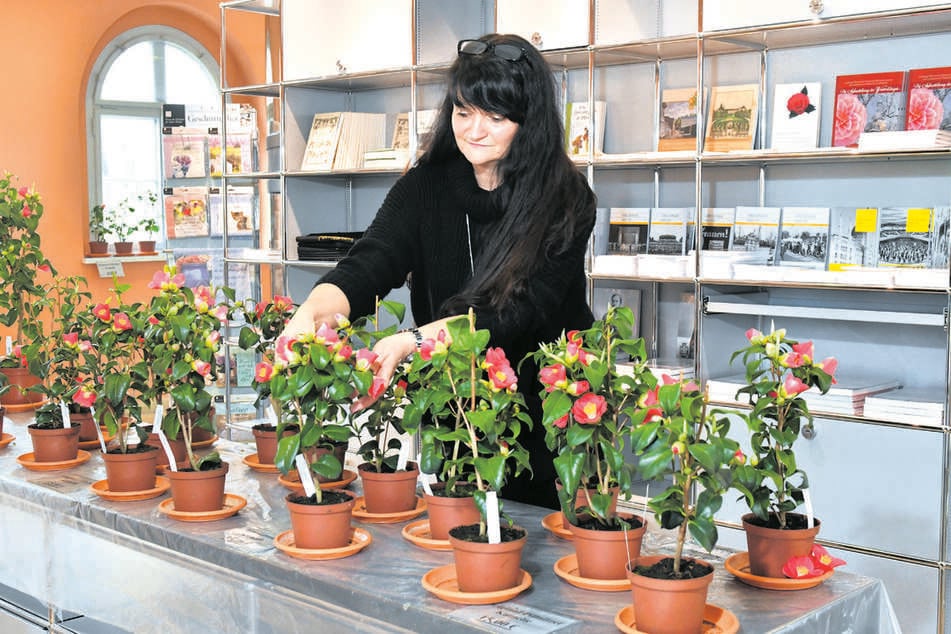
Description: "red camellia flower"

(73, 383), (97, 408)
(21, 205), (32, 218)
(192, 359), (211, 376)
(63, 332), (80, 348)
(783, 555), (822, 579)
(552, 414), (569, 429)
(483, 346), (508, 369)
(93, 303), (111, 322)
(273, 295), (294, 311)
(37, 263), (51, 273)
(811, 544), (847, 571)
(368, 376), (387, 400)
(254, 361), (273, 383)
(334, 344), (353, 363)
(112, 312), (132, 331)
(488, 363), (518, 392)
(148, 315), (160, 326)
(566, 380), (589, 396)
(571, 392), (607, 424)
(539, 363), (567, 391)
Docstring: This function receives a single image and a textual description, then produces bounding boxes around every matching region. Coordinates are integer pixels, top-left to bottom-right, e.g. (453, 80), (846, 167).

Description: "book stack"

(301, 112), (386, 171)
(863, 387), (945, 427)
(647, 358), (695, 382)
(364, 109), (438, 169)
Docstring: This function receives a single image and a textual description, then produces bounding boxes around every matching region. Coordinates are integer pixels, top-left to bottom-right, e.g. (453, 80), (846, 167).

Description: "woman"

(282, 33), (596, 509)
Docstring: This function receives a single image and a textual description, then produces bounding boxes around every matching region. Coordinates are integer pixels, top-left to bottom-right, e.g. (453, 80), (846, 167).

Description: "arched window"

(86, 26), (218, 248)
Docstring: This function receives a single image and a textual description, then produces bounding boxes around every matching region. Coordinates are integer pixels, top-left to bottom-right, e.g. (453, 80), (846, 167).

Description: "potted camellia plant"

(531, 304), (656, 581)
(143, 266), (235, 512)
(626, 376), (741, 634)
(0, 172), (55, 410)
(729, 326), (838, 578)
(403, 311), (532, 594)
(255, 315), (382, 550)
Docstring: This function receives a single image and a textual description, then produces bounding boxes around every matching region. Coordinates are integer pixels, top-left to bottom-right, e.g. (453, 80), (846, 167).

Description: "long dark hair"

(419, 33), (594, 317)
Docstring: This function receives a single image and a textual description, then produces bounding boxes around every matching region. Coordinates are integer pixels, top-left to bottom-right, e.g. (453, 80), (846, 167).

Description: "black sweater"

(321, 155), (596, 507)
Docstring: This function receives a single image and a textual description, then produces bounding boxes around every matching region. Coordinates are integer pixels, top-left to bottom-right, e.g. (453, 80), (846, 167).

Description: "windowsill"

(82, 253), (169, 265)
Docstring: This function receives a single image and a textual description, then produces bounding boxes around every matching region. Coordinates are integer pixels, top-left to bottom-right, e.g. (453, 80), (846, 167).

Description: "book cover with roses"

(832, 71), (907, 147)
(770, 82), (821, 151)
(904, 66), (951, 132)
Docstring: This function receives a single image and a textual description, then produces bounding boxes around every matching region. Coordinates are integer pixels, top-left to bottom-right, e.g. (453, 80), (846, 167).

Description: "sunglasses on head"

(457, 39), (526, 62)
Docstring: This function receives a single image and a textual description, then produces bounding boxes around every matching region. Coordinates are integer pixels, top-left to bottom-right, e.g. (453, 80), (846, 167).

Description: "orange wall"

(0, 1), (263, 325)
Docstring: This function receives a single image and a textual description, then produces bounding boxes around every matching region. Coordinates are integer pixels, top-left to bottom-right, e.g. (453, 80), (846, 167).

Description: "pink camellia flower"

(745, 328), (763, 343)
(552, 414), (569, 429)
(194, 287), (213, 312)
(274, 335), (300, 366)
(148, 315), (161, 326)
(572, 392), (607, 424)
(18, 186), (28, 197)
(783, 555), (822, 579)
(254, 362), (273, 383)
(420, 329), (448, 361)
(488, 363), (518, 392)
(811, 544), (846, 571)
(334, 344), (353, 363)
(73, 383), (98, 408)
(254, 301), (268, 319)
(564, 338), (581, 364)
(93, 303), (111, 322)
(833, 92), (867, 147)
(273, 295), (294, 312)
(368, 376), (387, 400)
(314, 322), (340, 346)
(214, 305), (229, 322)
(63, 332), (80, 348)
(905, 87), (943, 131)
(792, 341), (814, 363)
(354, 348), (378, 372)
(192, 359), (212, 376)
(539, 363), (567, 391)
(566, 380), (589, 396)
(21, 205), (32, 218)
(732, 449), (746, 465)
(205, 331), (221, 348)
(78, 340), (93, 353)
(483, 347), (508, 370)
(112, 312), (132, 331)
(37, 263), (51, 273)
(783, 374), (809, 397)
(148, 268), (184, 291)
(817, 357), (838, 380)
(639, 387), (663, 422)
(578, 349), (597, 365)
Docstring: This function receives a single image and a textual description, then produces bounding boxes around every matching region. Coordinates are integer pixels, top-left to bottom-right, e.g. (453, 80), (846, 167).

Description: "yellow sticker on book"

(854, 208), (877, 233)
(906, 207), (932, 233)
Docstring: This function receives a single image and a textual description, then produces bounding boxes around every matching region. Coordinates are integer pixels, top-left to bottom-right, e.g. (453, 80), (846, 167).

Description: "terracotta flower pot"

(298, 441), (348, 483)
(71, 410), (98, 442)
(626, 554), (715, 634)
(137, 240), (156, 254)
(112, 241), (134, 255)
(448, 524), (527, 593)
(569, 513), (646, 580)
(425, 483), (481, 541)
(166, 462), (229, 512)
(146, 432), (188, 467)
(88, 240), (109, 256)
(286, 489), (356, 550)
(102, 445), (159, 492)
(0, 367), (43, 407)
(358, 461), (419, 514)
(28, 424), (80, 462)
(743, 512), (821, 578)
(251, 423), (298, 464)
(557, 479), (620, 530)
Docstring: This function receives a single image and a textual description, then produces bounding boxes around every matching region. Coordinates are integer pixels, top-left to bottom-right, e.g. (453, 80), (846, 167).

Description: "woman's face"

(452, 103), (519, 188)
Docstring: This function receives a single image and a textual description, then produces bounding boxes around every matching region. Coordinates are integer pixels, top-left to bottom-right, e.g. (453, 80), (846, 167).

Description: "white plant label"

(396, 441), (411, 471)
(295, 454), (317, 497)
(803, 488), (815, 528)
(4, 336), (11, 355)
(60, 402), (72, 428)
(266, 403), (278, 424)
(156, 428), (177, 472)
(90, 406), (107, 453)
(417, 454), (435, 495)
(486, 490), (501, 544)
(154, 404), (164, 431)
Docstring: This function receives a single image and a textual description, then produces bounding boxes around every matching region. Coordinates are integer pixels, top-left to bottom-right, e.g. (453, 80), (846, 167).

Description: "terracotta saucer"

(422, 564), (532, 605)
(90, 476), (171, 502)
(191, 435), (218, 449)
(78, 433), (115, 450)
(0, 432), (15, 448)
(277, 469), (358, 494)
(541, 511), (573, 540)
(352, 495), (427, 524)
(273, 527), (372, 560)
(401, 519), (452, 551)
(157, 493), (247, 522)
(17, 450), (91, 472)
(2, 400), (46, 413)
(553, 554), (630, 592)
(615, 603), (739, 634)
(242, 453), (280, 474)
(724, 551), (833, 590)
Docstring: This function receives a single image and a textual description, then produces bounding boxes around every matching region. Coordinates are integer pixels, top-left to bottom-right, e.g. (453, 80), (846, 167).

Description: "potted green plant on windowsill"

(729, 326), (839, 579)
(88, 203), (109, 255)
(138, 214), (160, 254)
(626, 377), (741, 633)
(402, 310), (533, 592)
(0, 172), (56, 410)
(530, 304), (657, 581)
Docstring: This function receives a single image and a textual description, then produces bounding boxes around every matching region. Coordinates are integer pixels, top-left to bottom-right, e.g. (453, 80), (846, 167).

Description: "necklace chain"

(465, 213), (475, 275)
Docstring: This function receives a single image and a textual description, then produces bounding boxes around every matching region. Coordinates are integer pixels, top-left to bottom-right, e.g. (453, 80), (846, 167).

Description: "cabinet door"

(594, 0), (698, 44)
(496, 0), (590, 50)
(283, 0), (413, 80)
(702, 0), (946, 31)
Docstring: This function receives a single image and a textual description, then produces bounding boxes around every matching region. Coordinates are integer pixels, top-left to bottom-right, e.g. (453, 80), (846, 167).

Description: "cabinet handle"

(335, 59), (347, 74)
(801, 422), (817, 439)
(809, 0), (824, 16)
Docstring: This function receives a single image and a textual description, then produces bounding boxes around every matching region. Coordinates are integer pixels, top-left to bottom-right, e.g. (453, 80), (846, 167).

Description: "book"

(647, 207), (689, 255)
(770, 82), (821, 151)
(832, 71), (907, 147)
(874, 206), (932, 269)
(863, 387), (945, 426)
(162, 133), (207, 179)
(778, 207), (830, 270)
(164, 186), (209, 239)
(300, 112), (344, 171)
(827, 207), (879, 271)
(607, 207), (650, 255)
(904, 66), (951, 131)
(700, 207), (735, 251)
(392, 109), (438, 150)
(930, 206), (950, 270)
(209, 133), (254, 176)
(857, 128), (951, 150)
(730, 206), (780, 264)
(565, 101), (607, 156)
(658, 88), (699, 152)
(209, 186), (254, 236)
(704, 84), (759, 152)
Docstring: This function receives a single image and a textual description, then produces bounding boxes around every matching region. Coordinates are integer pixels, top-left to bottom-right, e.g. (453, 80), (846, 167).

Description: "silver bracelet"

(400, 327), (423, 350)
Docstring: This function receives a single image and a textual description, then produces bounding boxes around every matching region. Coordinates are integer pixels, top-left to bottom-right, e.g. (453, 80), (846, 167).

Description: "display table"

(0, 413), (900, 633)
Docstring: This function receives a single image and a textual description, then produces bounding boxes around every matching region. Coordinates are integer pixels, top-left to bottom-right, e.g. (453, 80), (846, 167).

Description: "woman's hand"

(351, 330), (416, 413)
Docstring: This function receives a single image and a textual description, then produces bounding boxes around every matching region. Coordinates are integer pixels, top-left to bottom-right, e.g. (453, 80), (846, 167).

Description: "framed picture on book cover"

(832, 71), (907, 147)
(704, 84), (758, 152)
(607, 207), (650, 255)
(828, 207), (878, 271)
(779, 207), (829, 269)
(658, 87), (698, 152)
(875, 207), (932, 269)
